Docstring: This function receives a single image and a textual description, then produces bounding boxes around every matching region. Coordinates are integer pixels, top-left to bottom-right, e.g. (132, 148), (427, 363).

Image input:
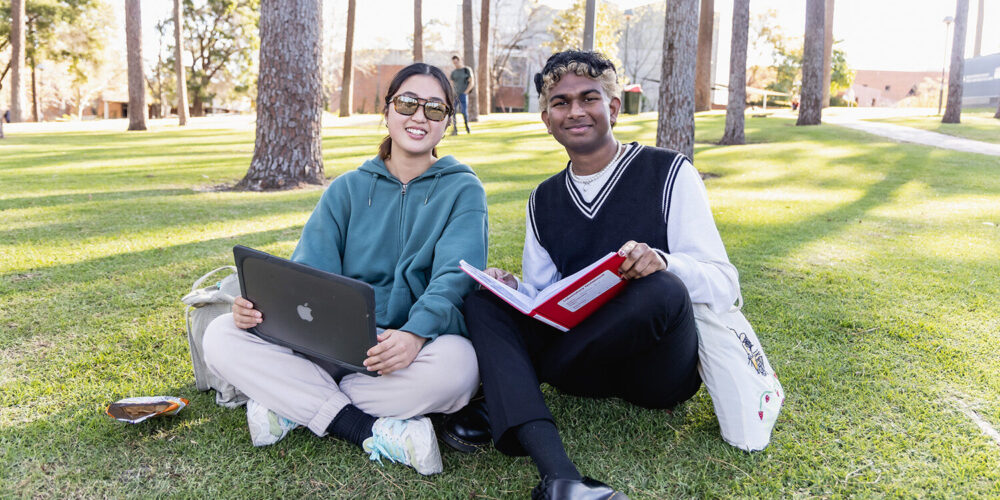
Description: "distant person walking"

(450, 55), (474, 135)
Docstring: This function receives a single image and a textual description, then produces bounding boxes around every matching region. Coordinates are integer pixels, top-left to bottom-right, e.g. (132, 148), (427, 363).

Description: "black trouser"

(464, 271), (702, 456)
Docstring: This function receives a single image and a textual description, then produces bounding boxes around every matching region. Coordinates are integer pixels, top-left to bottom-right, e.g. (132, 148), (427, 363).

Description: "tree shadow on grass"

(0, 188), (194, 211)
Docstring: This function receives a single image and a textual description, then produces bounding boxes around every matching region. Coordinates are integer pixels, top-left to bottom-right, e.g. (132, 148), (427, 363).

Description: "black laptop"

(233, 245), (379, 377)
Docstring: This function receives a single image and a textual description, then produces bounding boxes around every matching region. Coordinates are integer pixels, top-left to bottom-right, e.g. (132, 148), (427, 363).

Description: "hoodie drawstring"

(424, 173), (442, 205)
(368, 173), (378, 207)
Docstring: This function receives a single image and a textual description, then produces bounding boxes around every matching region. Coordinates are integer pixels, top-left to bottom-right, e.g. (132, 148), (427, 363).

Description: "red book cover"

(460, 253), (628, 331)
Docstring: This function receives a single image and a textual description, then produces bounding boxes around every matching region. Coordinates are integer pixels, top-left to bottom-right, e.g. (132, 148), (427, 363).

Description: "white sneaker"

(362, 416), (443, 475)
(246, 399), (299, 447)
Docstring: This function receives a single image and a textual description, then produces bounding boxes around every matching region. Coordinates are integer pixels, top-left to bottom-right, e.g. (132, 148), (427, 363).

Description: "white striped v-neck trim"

(564, 143), (642, 220)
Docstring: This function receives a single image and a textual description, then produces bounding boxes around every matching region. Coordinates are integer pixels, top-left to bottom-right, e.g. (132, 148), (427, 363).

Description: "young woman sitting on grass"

(202, 63), (488, 475)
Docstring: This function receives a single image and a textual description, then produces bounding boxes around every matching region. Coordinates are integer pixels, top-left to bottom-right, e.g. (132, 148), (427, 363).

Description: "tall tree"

(125, 0), (147, 130)
(462, 0), (478, 121)
(720, 0), (748, 146)
(413, 0), (423, 62)
(477, 0), (490, 115)
(339, 0), (356, 117)
(582, 0), (595, 50)
(174, 0), (189, 125)
(656, 0), (697, 159)
(547, 0), (622, 68)
(488, 0), (550, 103)
(822, 0), (834, 107)
(942, 0), (969, 124)
(1, 0), (114, 121)
(10, 0), (26, 122)
(239, 0), (324, 190)
(180, 0), (259, 117)
(694, 0), (713, 112)
(973, 0), (983, 57)
(796, 0), (823, 126)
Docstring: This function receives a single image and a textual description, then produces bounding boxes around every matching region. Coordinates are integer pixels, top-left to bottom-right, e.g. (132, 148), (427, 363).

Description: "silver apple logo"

(296, 303), (314, 322)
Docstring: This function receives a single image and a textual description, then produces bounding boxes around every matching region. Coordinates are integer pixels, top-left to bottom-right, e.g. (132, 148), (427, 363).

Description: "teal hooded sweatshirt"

(290, 155), (488, 340)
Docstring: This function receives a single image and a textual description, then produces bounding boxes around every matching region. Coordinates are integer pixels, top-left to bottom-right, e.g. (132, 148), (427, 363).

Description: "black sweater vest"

(529, 143), (688, 277)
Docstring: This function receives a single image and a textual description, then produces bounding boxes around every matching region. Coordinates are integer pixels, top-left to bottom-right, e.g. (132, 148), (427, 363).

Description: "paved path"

(826, 116), (1000, 157)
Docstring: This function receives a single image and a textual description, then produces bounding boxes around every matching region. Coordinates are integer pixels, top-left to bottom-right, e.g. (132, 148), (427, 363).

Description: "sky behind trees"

(118, 0), (999, 73)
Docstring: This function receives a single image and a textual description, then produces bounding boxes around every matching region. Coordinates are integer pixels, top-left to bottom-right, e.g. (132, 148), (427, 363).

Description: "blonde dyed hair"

(537, 61), (622, 110)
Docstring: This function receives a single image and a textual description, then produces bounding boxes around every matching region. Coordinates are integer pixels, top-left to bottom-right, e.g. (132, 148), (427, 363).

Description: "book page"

(557, 270), (622, 312)
(533, 252), (619, 306)
(459, 260), (534, 313)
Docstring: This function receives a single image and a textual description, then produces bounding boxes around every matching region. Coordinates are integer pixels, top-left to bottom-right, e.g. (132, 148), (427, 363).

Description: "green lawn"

(867, 108), (1000, 144)
(2, 112), (1000, 498)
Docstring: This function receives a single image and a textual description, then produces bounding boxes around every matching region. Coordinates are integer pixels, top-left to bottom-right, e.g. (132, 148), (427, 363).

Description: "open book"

(459, 252), (628, 331)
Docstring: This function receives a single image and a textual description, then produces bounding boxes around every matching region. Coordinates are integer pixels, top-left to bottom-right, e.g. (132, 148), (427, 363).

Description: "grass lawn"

(2, 112), (1000, 498)
(867, 108), (1000, 144)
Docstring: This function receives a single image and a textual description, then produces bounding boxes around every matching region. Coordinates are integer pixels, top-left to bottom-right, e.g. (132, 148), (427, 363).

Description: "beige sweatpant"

(202, 313), (480, 436)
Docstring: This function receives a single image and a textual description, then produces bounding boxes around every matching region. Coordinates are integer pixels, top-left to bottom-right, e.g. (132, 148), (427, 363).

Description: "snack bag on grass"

(106, 396), (189, 424)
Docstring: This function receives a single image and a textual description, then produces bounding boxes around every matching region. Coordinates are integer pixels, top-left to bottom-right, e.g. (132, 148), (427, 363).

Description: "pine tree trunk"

(796, 0), (824, 126)
(720, 0), (748, 145)
(463, 0), (479, 121)
(30, 55), (39, 122)
(657, 0), (698, 159)
(478, 0), (490, 115)
(694, 0), (714, 112)
(192, 94), (204, 117)
(582, 0), (596, 50)
(973, 0), (983, 57)
(943, 0), (969, 124)
(174, 0), (189, 126)
(9, 0), (26, 122)
(413, 0), (423, 62)
(339, 0), (356, 117)
(239, 0), (324, 190)
(822, 0), (834, 107)
(125, 0), (147, 131)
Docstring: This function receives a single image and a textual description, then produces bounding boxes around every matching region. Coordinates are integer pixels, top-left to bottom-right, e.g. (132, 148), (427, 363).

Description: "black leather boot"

(531, 476), (629, 500)
(440, 393), (491, 453)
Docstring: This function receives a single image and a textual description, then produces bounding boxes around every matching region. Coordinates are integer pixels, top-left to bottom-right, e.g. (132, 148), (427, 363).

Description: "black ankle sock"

(326, 404), (376, 448)
(515, 419), (582, 481)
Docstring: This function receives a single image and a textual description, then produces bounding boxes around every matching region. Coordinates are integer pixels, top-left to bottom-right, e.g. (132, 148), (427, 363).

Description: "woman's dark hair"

(378, 63), (457, 160)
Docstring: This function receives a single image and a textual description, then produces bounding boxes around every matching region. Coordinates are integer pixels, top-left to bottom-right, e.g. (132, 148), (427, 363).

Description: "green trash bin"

(623, 84), (642, 114)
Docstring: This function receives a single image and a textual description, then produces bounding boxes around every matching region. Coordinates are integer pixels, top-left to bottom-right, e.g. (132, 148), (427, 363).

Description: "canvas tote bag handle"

(191, 265), (237, 294)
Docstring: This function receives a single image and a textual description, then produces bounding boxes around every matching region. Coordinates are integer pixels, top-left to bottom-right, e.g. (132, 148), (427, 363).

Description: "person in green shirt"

(450, 55), (474, 135)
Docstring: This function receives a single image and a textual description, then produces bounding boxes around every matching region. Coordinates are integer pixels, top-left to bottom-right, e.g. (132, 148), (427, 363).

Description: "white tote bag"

(181, 266), (248, 408)
(693, 298), (784, 452)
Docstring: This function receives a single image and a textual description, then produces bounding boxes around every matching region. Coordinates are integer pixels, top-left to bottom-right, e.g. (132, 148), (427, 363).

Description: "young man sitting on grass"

(441, 51), (741, 499)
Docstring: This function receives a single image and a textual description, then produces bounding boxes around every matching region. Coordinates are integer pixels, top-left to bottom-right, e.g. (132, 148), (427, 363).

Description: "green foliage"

(0, 0), (109, 83)
(169, 0), (260, 114)
(749, 12), (854, 101)
(545, 0), (622, 68)
(2, 114), (1000, 497)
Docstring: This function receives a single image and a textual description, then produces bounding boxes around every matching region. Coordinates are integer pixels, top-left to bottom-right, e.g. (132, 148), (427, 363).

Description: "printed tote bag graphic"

(693, 299), (784, 451)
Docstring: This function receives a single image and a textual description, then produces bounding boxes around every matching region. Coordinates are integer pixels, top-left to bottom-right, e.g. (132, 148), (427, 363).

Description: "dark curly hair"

(533, 51), (621, 108)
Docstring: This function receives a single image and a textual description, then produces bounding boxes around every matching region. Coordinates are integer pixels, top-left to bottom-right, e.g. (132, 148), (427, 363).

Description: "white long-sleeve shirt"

(515, 157), (740, 313)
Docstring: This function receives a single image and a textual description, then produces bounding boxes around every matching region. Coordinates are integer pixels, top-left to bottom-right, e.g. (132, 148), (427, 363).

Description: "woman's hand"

(485, 267), (518, 289)
(617, 240), (667, 280)
(232, 296), (263, 329)
(364, 329), (427, 375)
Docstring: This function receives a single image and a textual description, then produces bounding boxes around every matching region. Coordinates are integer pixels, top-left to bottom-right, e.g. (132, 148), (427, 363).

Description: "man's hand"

(617, 240), (666, 280)
(232, 296), (262, 329)
(485, 267), (517, 289)
(364, 329), (427, 375)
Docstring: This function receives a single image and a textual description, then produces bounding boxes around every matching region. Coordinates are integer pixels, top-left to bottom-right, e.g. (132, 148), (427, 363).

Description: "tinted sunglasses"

(391, 95), (451, 122)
